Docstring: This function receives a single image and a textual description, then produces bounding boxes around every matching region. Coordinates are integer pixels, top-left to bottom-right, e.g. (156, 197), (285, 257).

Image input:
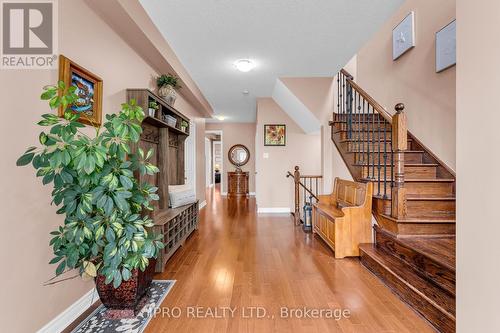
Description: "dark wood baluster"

(383, 117), (388, 199)
(371, 105), (375, 179)
(377, 110), (381, 196)
(353, 89), (357, 154)
(336, 75), (340, 121)
(358, 92), (362, 163)
(363, 98), (368, 176)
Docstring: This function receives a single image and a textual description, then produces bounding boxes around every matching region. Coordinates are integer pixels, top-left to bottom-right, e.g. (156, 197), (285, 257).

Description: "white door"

(184, 121), (196, 188)
(205, 138), (212, 187)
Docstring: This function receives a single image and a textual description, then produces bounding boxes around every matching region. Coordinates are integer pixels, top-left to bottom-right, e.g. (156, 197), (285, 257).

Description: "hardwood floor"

(147, 186), (435, 333)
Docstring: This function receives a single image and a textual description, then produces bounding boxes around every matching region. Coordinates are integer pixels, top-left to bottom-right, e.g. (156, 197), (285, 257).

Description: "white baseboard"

(199, 200), (207, 210)
(37, 288), (98, 333)
(257, 207), (291, 214)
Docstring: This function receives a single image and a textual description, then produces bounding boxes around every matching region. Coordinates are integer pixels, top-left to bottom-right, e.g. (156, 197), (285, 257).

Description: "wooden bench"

(312, 177), (373, 258)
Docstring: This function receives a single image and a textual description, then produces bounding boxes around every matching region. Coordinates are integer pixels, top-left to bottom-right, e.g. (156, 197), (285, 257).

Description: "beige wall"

(0, 1), (206, 332)
(255, 98), (321, 210)
(456, 0), (500, 331)
(205, 123), (256, 193)
(356, 0), (456, 170)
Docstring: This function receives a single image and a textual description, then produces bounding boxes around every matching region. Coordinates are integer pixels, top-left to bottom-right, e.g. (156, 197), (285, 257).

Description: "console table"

(228, 171), (249, 197)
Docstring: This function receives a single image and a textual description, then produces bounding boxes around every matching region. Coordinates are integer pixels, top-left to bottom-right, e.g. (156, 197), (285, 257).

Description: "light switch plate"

(263, 153), (269, 159)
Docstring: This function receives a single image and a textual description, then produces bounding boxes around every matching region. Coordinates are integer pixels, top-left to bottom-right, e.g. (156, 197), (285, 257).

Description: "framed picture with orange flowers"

(264, 124), (286, 146)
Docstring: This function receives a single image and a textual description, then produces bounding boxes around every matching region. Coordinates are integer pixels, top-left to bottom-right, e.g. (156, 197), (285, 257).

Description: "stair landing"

(360, 226), (456, 333)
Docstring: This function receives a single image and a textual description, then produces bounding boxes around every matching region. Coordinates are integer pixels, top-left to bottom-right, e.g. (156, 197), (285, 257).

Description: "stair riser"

(340, 131), (392, 141)
(375, 228), (456, 297)
(406, 200), (456, 219)
(405, 182), (454, 197)
(361, 165), (437, 179)
(372, 197), (455, 219)
(360, 249), (455, 333)
(333, 114), (384, 122)
(347, 140), (413, 152)
(375, 212), (456, 236)
(354, 152), (423, 164)
(375, 183), (454, 198)
(335, 123), (392, 131)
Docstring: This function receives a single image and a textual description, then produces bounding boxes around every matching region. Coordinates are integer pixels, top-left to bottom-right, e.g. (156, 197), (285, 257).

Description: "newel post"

(293, 166), (301, 225)
(391, 103), (408, 218)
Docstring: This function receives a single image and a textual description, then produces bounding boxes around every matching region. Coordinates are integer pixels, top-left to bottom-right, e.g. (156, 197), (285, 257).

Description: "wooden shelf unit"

(127, 88), (190, 135)
(127, 89), (199, 273)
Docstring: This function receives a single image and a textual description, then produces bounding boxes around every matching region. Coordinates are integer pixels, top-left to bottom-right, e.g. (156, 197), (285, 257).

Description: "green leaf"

(84, 261), (97, 277)
(55, 260), (66, 276)
(40, 89), (57, 100)
(119, 175), (133, 190)
(122, 267), (131, 281)
(105, 227), (115, 242)
(16, 152), (35, 166)
(49, 256), (63, 264)
(113, 270), (122, 288)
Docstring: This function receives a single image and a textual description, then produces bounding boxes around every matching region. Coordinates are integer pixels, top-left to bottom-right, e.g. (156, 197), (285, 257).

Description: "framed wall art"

(264, 124), (286, 146)
(58, 55), (103, 127)
(436, 19), (456, 73)
(392, 11), (416, 60)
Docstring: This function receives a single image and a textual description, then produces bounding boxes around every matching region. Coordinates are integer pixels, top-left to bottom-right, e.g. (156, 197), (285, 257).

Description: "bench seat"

(312, 178), (373, 258)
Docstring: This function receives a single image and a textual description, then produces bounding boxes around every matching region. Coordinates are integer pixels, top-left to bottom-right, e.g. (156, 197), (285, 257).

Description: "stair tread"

(381, 214), (456, 224)
(354, 163), (439, 167)
(375, 226), (456, 271)
(347, 150), (425, 154)
(405, 178), (455, 182)
(340, 138), (411, 142)
(362, 178), (455, 183)
(337, 129), (392, 132)
(406, 195), (456, 201)
(359, 243), (455, 318)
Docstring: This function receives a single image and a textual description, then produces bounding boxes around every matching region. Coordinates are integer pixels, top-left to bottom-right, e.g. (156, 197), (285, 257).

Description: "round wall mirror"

(228, 144), (250, 169)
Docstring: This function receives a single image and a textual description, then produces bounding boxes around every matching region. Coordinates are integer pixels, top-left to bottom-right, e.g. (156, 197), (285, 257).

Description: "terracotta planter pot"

(95, 259), (156, 315)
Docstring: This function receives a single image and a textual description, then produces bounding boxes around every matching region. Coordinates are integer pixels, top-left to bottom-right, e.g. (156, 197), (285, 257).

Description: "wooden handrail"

(286, 166), (322, 225)
(339, 69), (393, 123)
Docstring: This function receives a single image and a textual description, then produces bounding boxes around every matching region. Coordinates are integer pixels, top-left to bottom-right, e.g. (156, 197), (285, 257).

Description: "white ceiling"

(140, 0), (403, 122)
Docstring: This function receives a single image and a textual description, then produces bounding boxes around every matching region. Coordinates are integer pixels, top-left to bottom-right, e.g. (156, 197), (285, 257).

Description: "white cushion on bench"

(169, 185), (196, 208)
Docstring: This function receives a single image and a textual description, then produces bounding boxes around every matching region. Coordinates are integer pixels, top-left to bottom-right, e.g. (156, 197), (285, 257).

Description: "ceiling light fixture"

(234, 59), (256, 72)
(242, 89), (249, 95)
(215, 115), (226, 121)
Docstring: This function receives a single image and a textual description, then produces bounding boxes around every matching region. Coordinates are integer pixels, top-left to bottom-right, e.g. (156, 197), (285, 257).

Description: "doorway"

(205, 130), (223, 194)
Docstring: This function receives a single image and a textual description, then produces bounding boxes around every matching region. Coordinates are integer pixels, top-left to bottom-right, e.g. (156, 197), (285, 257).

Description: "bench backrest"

(333, 177), (369, 208)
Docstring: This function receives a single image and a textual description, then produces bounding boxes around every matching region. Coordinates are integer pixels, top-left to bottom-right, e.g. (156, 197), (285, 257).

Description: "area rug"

(71, 280), (175, 333)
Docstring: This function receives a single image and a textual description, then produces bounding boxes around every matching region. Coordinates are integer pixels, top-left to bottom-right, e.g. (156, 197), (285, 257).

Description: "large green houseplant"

(16, 82), (164, 292)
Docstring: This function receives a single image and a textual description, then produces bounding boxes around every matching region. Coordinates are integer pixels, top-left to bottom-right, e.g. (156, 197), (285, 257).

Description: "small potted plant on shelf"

(180, 120), (188, 133)
(16, 82), (164, 316)
(156, 74), (181, 106)
(148, 100), (159, 117)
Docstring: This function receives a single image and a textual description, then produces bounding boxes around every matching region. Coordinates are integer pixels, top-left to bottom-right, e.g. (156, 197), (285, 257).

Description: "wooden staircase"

(330, 69), (456, 332)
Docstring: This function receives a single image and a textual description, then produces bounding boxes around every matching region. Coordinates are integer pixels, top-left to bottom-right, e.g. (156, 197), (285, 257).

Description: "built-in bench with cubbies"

(127, 89), (198, 273)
